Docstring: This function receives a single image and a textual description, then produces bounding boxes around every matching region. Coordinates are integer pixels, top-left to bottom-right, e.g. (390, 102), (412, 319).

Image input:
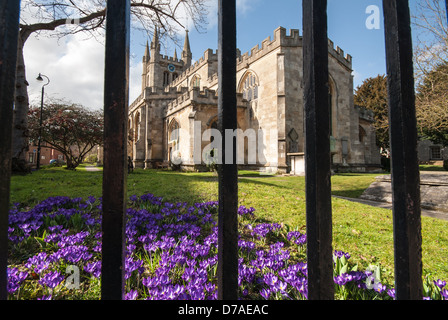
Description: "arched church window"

(163, 71), (170, 87)
(359, 125), (367, 143)
(191, 75), (201, 89)
(134, 112), (140, 141)
(328, 77), (337, 137)
(210, 119), (218, 143)
(128, 119), (133, 142)
(239, 72), (258, 102)
(172, 73), (178, 82)
(169, 120), (180, 151)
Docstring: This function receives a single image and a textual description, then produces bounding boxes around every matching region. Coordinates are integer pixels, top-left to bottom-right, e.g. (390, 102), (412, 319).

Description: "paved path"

(84, 166), (101, 172)
(333, 195), (448, 221)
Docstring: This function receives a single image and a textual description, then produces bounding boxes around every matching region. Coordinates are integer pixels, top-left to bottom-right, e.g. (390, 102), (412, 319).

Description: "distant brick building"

(128, 27), (381, 174)
(28, 143), (65, 167)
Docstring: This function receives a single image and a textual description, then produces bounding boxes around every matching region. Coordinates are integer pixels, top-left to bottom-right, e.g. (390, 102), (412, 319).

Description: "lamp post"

(36, 73), (50, 170)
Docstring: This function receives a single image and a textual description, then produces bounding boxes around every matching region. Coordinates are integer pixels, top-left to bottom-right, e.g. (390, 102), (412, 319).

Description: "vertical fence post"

(446, 0), (448, 25)
(302, 0), (334, 300)
(0, 0), (21, 301)
(217, 0), (238, 300)
(383, 0), (423, 300)
(101, 0), (130, 300)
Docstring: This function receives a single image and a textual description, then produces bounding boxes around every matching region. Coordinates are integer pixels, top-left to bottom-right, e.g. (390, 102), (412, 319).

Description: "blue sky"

(131, 0), (387, 94)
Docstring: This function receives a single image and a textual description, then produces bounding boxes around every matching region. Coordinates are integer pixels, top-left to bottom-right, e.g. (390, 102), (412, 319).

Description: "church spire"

(151, 27), (160, 52)
(173, 48), (178, 60)
(183, 29), (191, 54)
(143, 40), (150, 63)
(182, 29), (192, 68)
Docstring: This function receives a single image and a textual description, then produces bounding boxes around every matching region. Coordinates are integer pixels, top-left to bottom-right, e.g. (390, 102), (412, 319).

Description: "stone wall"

(361, 174), (448, 212)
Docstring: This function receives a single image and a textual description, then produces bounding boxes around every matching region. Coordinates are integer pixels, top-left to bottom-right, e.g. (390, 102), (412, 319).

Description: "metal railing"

(0, 0), (438, 300)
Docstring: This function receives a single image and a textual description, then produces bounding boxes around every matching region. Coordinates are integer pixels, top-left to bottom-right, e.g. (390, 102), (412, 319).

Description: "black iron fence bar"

(217, 0), (239, 300)
(446, 0), (448, 25)
(0, 0), (21, 301)
(302, 0), (334, 300)
(383, 0), (423, 300)
(101, 0), (131, 300)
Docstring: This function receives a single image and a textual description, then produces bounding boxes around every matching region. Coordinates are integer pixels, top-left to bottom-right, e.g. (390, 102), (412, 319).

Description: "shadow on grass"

(331, 189), (369, 199)
(419, 165), (446, 172)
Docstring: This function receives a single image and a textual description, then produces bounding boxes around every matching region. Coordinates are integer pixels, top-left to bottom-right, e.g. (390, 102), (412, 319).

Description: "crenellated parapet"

(355, 105), (375, 122)
(159, 54), (183, 64)
(237, 27), (300, 68)
(327, 39), (352, 70)
(164, 87), (247, 117)
(129, 86), (190, 113)
(236, 26), (352, 70)
(169, 49), (218, 88)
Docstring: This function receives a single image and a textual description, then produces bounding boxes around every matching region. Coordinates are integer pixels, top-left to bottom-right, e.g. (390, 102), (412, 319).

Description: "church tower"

(146, 27), (162, 88)
(141, 40), (150, 92)
(141, 28), (193, 91)
(182, 30), (192, 68)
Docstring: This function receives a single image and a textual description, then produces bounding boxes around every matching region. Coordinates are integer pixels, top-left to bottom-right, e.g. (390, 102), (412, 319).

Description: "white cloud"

(205, 0), (218, 30)
(237, 0), (258, 14)
(129, 60), (143, 103)
(25, 32), (106, 110)
(25, 31), (144, 111)
(201, 0), (258, 30)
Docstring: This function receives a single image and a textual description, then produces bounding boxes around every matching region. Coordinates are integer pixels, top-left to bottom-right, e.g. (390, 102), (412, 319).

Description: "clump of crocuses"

(6, 194), (447, 300)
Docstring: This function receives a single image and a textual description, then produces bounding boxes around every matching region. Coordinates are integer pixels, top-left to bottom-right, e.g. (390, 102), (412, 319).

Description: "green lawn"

(419, 164), (446, 172)
(10, 167), (448, 286)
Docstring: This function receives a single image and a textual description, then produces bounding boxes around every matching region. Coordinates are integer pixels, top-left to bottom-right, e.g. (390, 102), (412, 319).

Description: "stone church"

(128, 27), (381, 174)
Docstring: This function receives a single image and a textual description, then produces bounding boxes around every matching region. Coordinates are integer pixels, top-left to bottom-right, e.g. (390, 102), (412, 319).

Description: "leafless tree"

(412, 0), (448, 148)
(412, 0), (448, 83)
(13, 0), (209, 172)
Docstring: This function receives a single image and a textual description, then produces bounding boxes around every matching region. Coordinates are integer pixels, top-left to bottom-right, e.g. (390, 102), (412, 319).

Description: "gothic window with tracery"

(163, 71), (170, 86)
(328, 77), (337, 137)
(240, 72), (258, 102)
(134, 112), (140, 141)
(191, 75), (201, 89)
(169, 120), (180, 151)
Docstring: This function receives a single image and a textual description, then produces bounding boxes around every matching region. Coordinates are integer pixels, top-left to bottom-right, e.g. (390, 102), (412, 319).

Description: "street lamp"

(36, 73), (50, 170)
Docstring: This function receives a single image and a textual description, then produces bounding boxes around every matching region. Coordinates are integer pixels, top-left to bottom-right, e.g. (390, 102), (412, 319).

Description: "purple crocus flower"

(39, 271), (64, 289)
(7, 267), (28, 294)
(441, 289), (448, 300)
(374, 283), (387, 294)
(263, 273), (278, 287)
(276, 280), (288, 293)
(387, 289), (396, 299)
(84, 261), (101, 278)
(260, 288), (271, 300)
(434, 279), (446, 289)
(334, 250), (351, 260)
(334, 274), (353, 286)
(125, 290), (139, 300)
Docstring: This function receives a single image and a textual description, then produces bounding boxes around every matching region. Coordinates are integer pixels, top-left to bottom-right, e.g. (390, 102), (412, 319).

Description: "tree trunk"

(65, 155), (78, 170)
(12, 34), (31, 173)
